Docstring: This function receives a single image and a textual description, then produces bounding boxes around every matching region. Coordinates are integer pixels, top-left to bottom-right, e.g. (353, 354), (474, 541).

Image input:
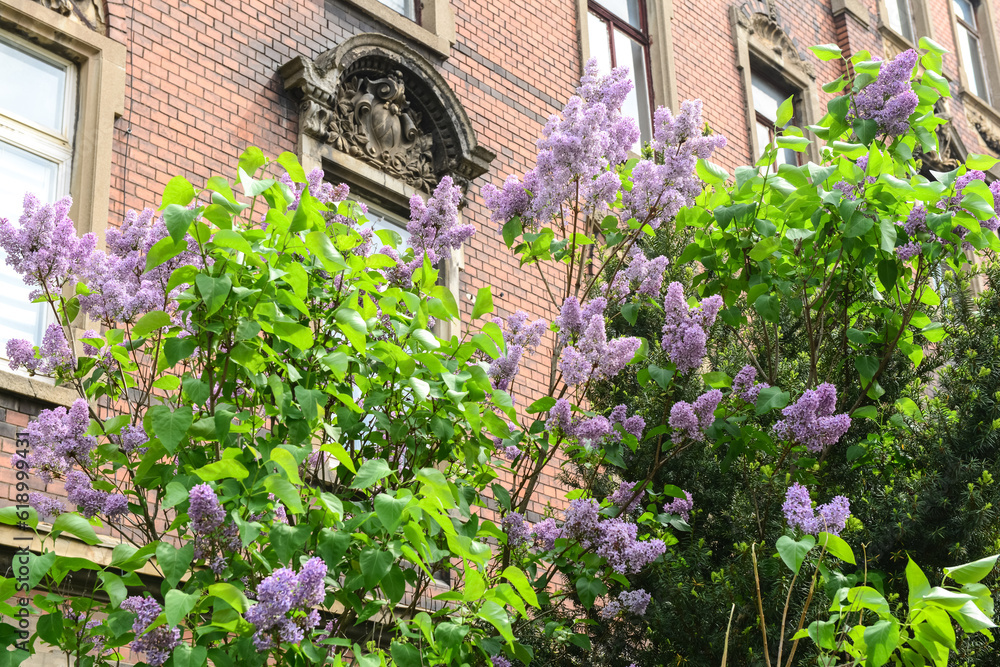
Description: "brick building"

(0, 0), (999, 655)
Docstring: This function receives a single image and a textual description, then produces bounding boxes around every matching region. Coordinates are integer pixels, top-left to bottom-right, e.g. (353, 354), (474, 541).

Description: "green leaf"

(749, 237), (781, 261)
(390, 642), (422, 667)
(98, 571), (128, 606)
(776, 95), (794, 127)
(967, 153), (999, 171)
(807, 619), (837, 650)
(172, 645), (208, 667)
(502, 566), (540, 608)
(277, 151), (307, 182)
(148, 405), (193, 453)
(879, 218), (898, 253)
(238, 146), (266, 175)
(51, 513), (100, 545)
(817, 532), (856, 564)
(944, 554), (999, 584)
(163, 204), (197, 244)
(810, 44), (843, 61)
(848, 586), (890, 614)
(207, 582), (248, 612)
(648, 364), (674, 390)
(877, 258), (898, 290)
(575, 576), (607, 609)
(195, 274), (232, 317)
(471, 286), (494, 320)
(360, 548), (393, 589)
(855, 355), (879, 382)
(776, 534), (815, 574)
(478, 600), (515, 644)
(697, 159), (729, 185)
(156, 542), (194, 588)
(374, 493), (408, 534)
(164, 337), (196, 366)
(131, 310), (172, 338)
(754, 294), (780, 323)
(906, 558), (932, 607)
(165, 589), (199, 626)
(211, 229), (253, 255)
(702, 371), (732, 388)
(351, 459), (392, 489)
(194, 459), (249, 481)
(159, 175), (196, 210)
(755, 386), (790, 414)
(264, 476), (304, 514)
(502, 216), (523, 247)
(305, 231), (347, 272)
(864, 620), (900, 667)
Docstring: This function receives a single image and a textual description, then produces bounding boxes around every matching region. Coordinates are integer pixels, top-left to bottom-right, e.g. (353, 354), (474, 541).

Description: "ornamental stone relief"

(966, 104), (1000, 156)
(280, 34), (494, 195)
(33, 0), (106, 33)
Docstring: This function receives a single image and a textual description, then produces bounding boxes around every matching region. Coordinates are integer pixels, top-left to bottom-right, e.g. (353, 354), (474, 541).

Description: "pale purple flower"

(533, 518), (561, 550)
(6, 338), (38, 373)
(488, 344), (523, 391)
(188, 483), (225, 535)
(28, 492), (64, 521)
(121, 596), (180, 667)
(407, 176), (473, 264)
(661, 282), (723, 373)
(0, 194), (96, 299)
(482, 175), (530, 226)
(772, 383), (852, 453)
(490, 656), (512, 667)
(669, 389), (719, 442)
(558, 314), (640, 385)
(783, 483), (851, 536)
(596, 518), (667, 573)
(546, 398), (573, 433)
(502, 512), (531, 548)
(563, 498), (601, 546)
(663, 491), (694, 522)
(854, 49), (919, 136)
(245, 559), (327, 651)
(280, 168), (338, 210)
(14, 400), (96, 482)
(732, 364), (769, 403)
(601, 588), (652, 618)
(609, 480), (642, 514)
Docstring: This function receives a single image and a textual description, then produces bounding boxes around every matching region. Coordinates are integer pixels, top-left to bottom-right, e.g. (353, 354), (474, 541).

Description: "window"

(0, 32), (75, 348)
(587, 0), (653, 148)
(375, 0), (417, 21)
(751, 70), (798, 169)
(954, 0), (990, 101)
(884, 0), (916, 42)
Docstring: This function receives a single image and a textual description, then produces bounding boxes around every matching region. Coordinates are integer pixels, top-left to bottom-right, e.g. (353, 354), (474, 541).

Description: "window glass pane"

(587, 12), (613, 74)
(885, 0), (914, 41)
(0, 140), (59, 346)
(954, 0), (976, 26)
(613, 29), (651, 148)
(594, 0), (642, 29)
(958, 25), (989, 99)
(362, 205), (411, 250)
(755, 119), (772, 160)
(751, 73), (789, 124)
(375, 0), (416, 19)
(0, 38), (67, 133)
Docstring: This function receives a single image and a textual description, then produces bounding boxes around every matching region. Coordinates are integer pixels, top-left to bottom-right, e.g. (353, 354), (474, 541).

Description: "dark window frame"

(587, 0), (655, 126)
(750, 66), (803, 171)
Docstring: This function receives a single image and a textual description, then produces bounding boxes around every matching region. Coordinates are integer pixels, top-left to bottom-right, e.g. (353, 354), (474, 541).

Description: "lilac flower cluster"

(483, 60), (638, 227)
(772, 383), (851, 453)
(562, 498), (602, 546)
(545, 399), (645, 449)
(0, 194), (96, 300)
(558, 314), (640, 385)
(854, 49), (919, 136)
(66, 609), (107, 656)
(731, 364), (770, 404)
(488, 311), (547, 391)
(605, 246), (670, 304)
(11, 399), (95, 482)
(896, 173), (1000, 260)
(623, 101), (727, 230)
(279, 168), (345, 211)
(599, 588), (652, 619)
(76, 208), (201, 325)
(187, 483), (240, 573)
(6, 324), (74, 375)
(661, 282), (723, 373)
(533, 517), (562, 550)
(245, 557), (327, 650)
(28, 492), (65, 521)
(121, 596), (181, 667)
(782, 483), (851, 536)
(554, 296), (607, 345)
(502, 511), (531, 548)
(64, 470), (128, 521)
(662, 490), (694, 522)
(490, 656), (512, 667)
(608, 480), (643, 514)
(596, 518), (668, 574)
(668, 389), (722, 443)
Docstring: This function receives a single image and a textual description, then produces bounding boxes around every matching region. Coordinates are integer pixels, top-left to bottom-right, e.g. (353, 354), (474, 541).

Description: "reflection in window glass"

(751, 71), (797, 167)
(613, 30), (652, 145)
(0, 38), (67, 133)
(597, 0), (642, 29)
(885, 0), (915, 42)
(587, 12), (613, 74)
(376, 0), (416, 19)
(953, 0), (989, 101)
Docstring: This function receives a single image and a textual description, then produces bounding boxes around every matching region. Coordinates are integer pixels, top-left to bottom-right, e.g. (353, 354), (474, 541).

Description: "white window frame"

(0, 30), (77, 349)
(953, 0), (991, 102)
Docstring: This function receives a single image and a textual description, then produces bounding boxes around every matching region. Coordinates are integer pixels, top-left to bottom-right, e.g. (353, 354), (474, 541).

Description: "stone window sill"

(0, 368), (78, 408)
(341, 0), (452, 58)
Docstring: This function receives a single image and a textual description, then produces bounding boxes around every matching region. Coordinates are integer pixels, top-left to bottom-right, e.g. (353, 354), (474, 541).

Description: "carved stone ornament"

(915, 102), (962, 173)
(33, 0), (106, 33)
(735, 0), (815, 79)
(966, 104), (1000, 155)
(279, 34), (494, 193)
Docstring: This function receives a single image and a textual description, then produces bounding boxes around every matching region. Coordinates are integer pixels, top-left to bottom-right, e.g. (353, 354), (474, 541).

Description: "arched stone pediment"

(732, 5), (815, 81)
(280, 34), (494, 193)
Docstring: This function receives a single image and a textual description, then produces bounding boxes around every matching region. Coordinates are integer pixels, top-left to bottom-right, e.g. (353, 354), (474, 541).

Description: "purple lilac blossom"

(854, 49), (919, 136)
(605, 246), (670, 304)
(0, 194), (96, 299)
(483, 60), (638, 228)
(661, 282), (723, 373)
(488, 311), (548, 390)
(663, 490), (694, 522)
(533, 518), (562, 550)
(5, 338), (38, 373)
(245, 558), (328, 651)
(64, 470), (127, 520)
(596, 518), (667, 574)
(623, 101), (727, 230)
(502, 512), (531, 548)
(7, 324), (75, 376)
(121, 596), (181, 667)
(669, 389), (720, 442)
(546, 398), (573, 433)
(558, 314), (640, 385)
(600, 588), (653, 619)
(782, 483), (851, 536)
(279, 168), (339, 211)
(28, 492), (64, 521)
(562, 498), (601, 546)
(119, 424), (148, 454)
(555, 296), (608, 344)
(12, 400), (96, 482)
(732, 364), (769, 403)
(188, 483), (226, 535)
(491, 657), (512, 667)
(609, 480), (642, 514)
(772, 383), (852, 453)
